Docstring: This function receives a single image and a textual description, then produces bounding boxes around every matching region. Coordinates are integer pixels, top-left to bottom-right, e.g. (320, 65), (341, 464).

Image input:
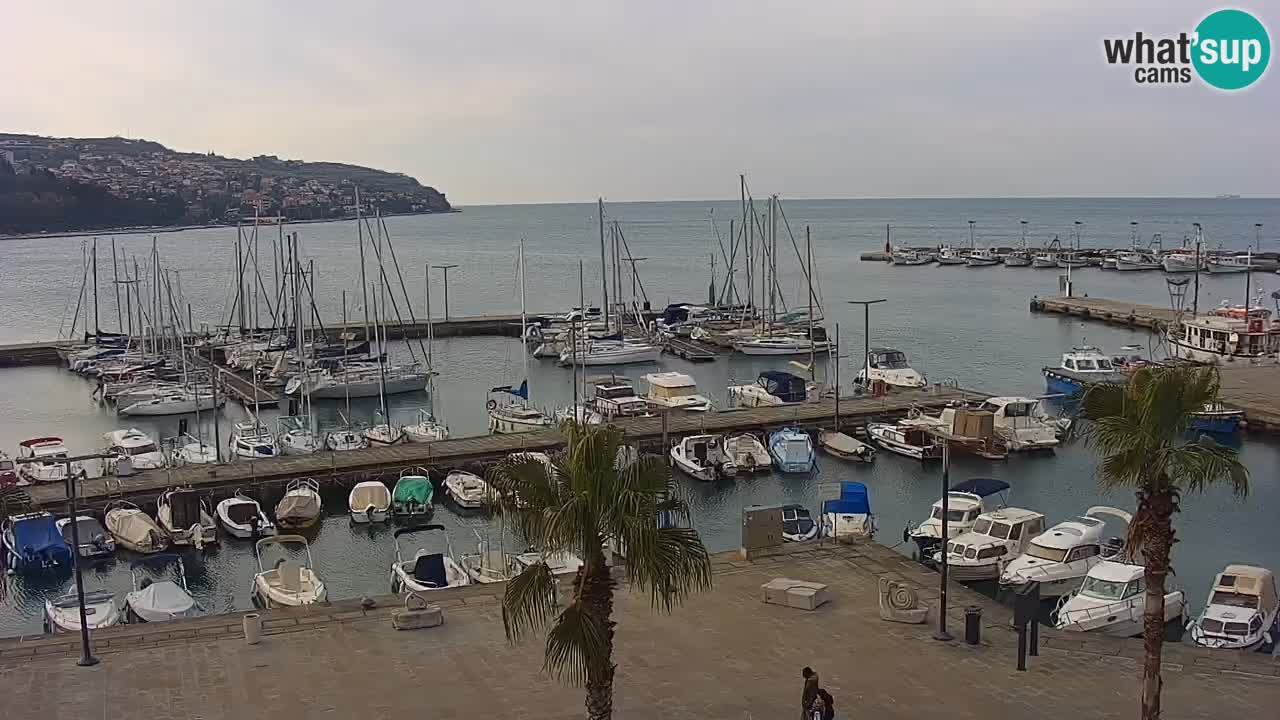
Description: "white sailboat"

(404, 408), (450, 443)
(489, 239), (551, 433)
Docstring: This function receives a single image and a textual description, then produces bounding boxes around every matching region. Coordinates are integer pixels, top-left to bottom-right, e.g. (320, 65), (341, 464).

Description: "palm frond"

(619, 523), (713, 610)
(501, 560), (559, 643)
(1159, 438), (1249, 498)
(542, 599), (611, 686)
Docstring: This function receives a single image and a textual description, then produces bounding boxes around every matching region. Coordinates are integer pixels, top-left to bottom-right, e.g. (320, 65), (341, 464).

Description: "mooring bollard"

(964, 605), (981, 645)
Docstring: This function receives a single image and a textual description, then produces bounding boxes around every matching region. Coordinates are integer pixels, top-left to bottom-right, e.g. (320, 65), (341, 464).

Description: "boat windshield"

(930, 507), (968, 522)
(651, 384), (697, 399)
(1026, 542), (1067, 563)
(972, 519), (993, 535)
(1080, 577), (1133, 601)
(1210, 591), (1259, 609)
(125, 443), (159, 456)
(0, 459), (13, 471)
(871, 352), (908, 369)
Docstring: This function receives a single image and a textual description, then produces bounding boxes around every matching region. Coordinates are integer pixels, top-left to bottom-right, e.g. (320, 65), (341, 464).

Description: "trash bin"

(964, 605), (982, 645)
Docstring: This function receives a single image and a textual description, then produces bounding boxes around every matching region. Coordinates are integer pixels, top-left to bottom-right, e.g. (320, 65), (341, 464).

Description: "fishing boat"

(56, 514), (115, 559)
(274, 478), (323, 530)
(724, 434), (770, 474)
(1162, 250), (1203, 272)
(1031, 252), (1058, 268)
(16, 437), (83, 485)
(102, 428), (165, 474)
(392, 472), (434, 519)
(586, 377), (650, 420)
(252, 535), (327, 608)
(104, 501), (169, 553)
(1187, 565), (1279, 651)
(156, 488), (218, 548)
(906, 478), (1010, 558)
(390, 524), (471, 592)
(229, 420), (278, 459)
(781, 505), (819, 542)
(44, 588), (121, 633)
(125, 554), (197, 623)
(1166, 304), (1280, 364)
(1003, 250), (1032, 267)
(1042, 346), (1127, 397)
(669, 434), (737, 481)
(727, 370), (807, 407)
(1055, 252), (1088, 268)
(1055, 561), (1187, 637)
(855, 347), (927, 389)
(215, 493), (275, 539)
(936, 247), (967, 265)
(999, 506), (1132, 597)
(1189, 403), (1245, 433)
(965, 247), (1001, 267)
(816, 429), (875, 462)
(934, 508), (1046, 582)
(1114, 251), (1161, 271)
(767, 427), (815, 473)
(977, 397), (1061, 451)
(404, 409), (449, 443)
(1206, 255), (1252, 273)
(641, 372), (711, 411)
(822, 481), (876, 540)
(890, 249), (932, 266)
(3, 512), (74, 572)
(866, 422), (942, 461)
(443, 470), (489, 509)
(1099, 254), (1118, 270)
(461, 530), (518, 584)
(348, 481), (391, 524)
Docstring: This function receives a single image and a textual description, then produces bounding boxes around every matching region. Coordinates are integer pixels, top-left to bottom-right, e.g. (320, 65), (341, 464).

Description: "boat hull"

(1188, 411), (1244, 434)
(307, 374), (429, 399)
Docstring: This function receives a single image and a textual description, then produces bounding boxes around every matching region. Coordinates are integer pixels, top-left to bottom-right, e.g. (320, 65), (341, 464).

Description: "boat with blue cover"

(768, 426), (815, 473)
(1042, 346), (1127, 398)
(823, 482), (876, 540)
(1189, 403), (1245, 434)
(3, 511), (74, 573)
(728, 370), (808, 408)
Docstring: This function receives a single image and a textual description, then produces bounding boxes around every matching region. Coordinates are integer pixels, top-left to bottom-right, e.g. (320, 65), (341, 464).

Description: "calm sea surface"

(1, 198), (1278, 637)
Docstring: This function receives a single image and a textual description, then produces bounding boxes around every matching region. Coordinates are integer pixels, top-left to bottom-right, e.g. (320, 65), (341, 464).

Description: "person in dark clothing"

(801, 667), (820, 720)
(817, 688), (835, 720)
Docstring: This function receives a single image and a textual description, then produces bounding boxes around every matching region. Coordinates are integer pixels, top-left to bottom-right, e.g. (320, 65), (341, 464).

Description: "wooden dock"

(185, 349), (280, 407)
(663, 337), (719, 362)
(22, 387), (980, 510)
(1028, 296), (1177, 330)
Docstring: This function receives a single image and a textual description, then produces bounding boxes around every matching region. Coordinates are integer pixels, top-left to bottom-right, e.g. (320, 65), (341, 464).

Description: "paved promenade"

(2, 542), (1276, 719)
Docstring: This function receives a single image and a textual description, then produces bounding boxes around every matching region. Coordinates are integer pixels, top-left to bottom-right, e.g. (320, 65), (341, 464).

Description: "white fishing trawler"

(1166, 302), (1280, 364)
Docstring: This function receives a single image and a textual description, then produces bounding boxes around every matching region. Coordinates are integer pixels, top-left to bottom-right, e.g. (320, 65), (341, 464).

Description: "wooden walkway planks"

(1029, 296), (1178, 330)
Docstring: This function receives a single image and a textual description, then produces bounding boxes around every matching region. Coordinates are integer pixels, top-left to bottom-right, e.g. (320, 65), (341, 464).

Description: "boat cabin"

(1190, 564), (1279, 650)
(943, 508), (1045, 579)
(756, 371), (807, 403)
(1170, 308), (1280, 361)
(1058, 347), (1115, 373)
(642, 372), (710, 410)
(1075, 561), (1145, 604)
(868, 347), (910, 371)
(590, 379), (650, 418)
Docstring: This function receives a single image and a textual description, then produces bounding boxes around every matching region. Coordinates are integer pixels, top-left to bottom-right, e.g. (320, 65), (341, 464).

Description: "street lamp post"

(847, 299), (887, 389)
(432, 264), (459, 322)
(928, 433), (954, 642)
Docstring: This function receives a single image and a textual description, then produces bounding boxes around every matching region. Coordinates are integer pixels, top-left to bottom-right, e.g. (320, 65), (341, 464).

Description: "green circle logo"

(1192, 9), (1270, 90)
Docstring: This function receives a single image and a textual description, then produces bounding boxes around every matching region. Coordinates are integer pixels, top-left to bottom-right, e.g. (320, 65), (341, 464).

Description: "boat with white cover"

(866, 422), (942, 461)
(559, 338), (662, 366)
(670, 434), (737, 482)
(348, 481), (392, 523)
(274, 478), (322, 530)
(44, 588), (121, 633)
(999, 506), (1131, 597)
(56, 514), (115, 559)
(216, 493), (275, 539)
(1187, 564), (1279, 651)
(252, 535), (327, 608)
(855, 348), (927, 389)
(767, 427), (815, 473)
(156, 488), (218, 548)
(390, 524), (472, 593)
(816, 430), (875, 462)
(724, 434), (770, 474)
(907, 477), (1010, 559)
(102, 428), (165, 474)
(1055, 561), (1187, 637)
(642, 372), (711, 411)
(935, 508), (1045, 582)
(125, 554), (197, 623)
(444, 470), (489, 509)
(104, 501), (169, 553)
(173, 434), (219, 465)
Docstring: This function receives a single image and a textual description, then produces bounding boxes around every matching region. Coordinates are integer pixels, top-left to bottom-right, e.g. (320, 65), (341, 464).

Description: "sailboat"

(488, 239), (552, 434)
(230, 365), (279, 459)
(361, 218), (407, 447)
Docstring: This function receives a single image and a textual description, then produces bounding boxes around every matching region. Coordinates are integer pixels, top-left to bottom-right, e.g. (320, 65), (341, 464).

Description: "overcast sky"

(4, 2), (1276, 204)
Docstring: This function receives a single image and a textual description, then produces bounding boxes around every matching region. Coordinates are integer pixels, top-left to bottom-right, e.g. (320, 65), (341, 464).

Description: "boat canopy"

(824, 482), (871, 515)
(12, 513), (64, 554)
(394, 477), (434, 505)
(128, 580), (194, 617)
(949, 478), (1010, 497)
(167, 490), (204, 529)
(490, 380), (529, 399)
(758, 371), (807, 402)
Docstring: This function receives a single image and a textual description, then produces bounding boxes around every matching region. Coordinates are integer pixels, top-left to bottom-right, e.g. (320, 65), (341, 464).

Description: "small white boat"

(404, 409), (450, 443)
(966, 248), (1000, 267)
(444, 471), (489, 509)
(118, 390), (222, 417)
(156, 488), (218, 549)
(855, 347), (927, 389)
(767, 427), (815, 473)
(125, 554), (197, 623)
(822, 481), (876, 540)
(1206, 255), (1252, 273)
(1187, 565), (1279, 651)
(559, 339), (662, 366)
(1055, 561), (1186, 637)
(363, 421), (407, 447)
(348, 481), (392, 523)
(229, 421), (278, 459)
(1056, 253), (1088, 268)
(56, 514), (115, 559)
(642, 372), (711, 411)
(727, 371), (808, 407)
(325, 427), (368, 451)
(816, 429), (875, 462)
(1114, 251), (1161, 271)
(277, 416), (321, 455)
(102, 428), (165, 475)
(104, 501), (170, 553)
(390, 524), (472, 593)
(513, 549), (584, 576)
(252, 535), (327, 608)
(890, 249), (932, 266)
(173, 434), (219, 465)
(1162, 251), (1202, 272)
(274, 478), (322, 530)
(16, 437), (83, 485)
(670, 434), (737, 482)
(907, 478), (1010, 558)
(1003, 250), (1032, 267)
(935, 508), (1046, 582)
(999, 506), (1132, 597)
(461, 530), (517, 584)
(733, 334), (828, 356)
(216, 493), (275, 539)
(44, 588), (121, 633)
(781, 505), (818, 542)
(1031, 253), (1058, 268)
(936, 247), (967, 265)
(724, 434), (770, 474)
(866, 422), (942, 461)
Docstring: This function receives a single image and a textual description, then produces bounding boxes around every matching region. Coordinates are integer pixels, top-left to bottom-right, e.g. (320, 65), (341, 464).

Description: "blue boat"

(1042, 346), (1128, 398)
(2, 511), (74, 573)
(822, 481), (876, 539)
(767, 427), (815, 473)
(1189, 403), (1245, 434)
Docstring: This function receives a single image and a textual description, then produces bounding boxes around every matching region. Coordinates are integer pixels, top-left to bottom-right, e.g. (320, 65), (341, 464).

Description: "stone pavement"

(1, 542), (1276, 719)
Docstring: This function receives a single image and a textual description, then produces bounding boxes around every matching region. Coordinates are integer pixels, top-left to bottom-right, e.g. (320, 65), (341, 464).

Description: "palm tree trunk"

(582, 558), (617, 720)
(1139, 488), (1176, 720)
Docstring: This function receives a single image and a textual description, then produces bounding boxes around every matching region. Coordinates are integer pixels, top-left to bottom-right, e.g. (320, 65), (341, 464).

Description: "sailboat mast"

(91, 238), (100, 337)
(806, 226), (815, 379)
(424, 263), (434, 370)
(342, 291), (352, 420)
(833, 323), (840, 432)
(110, 238), (123, 333)
(519, 238), (530, 402)
(356, 187), (371, 351)
(598, 198), (608, 331)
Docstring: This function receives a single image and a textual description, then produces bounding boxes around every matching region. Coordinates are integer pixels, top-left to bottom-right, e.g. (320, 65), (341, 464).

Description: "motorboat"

(104, 501), (169, 553)
(866, 422), (942, 461)
(392, 471), (435, 519)
(102, 428), (166, 475)
(1055, 561), (1187, 637)
(898, 404), (1009, 460)
(1189, 403), (1245, 434)
(1042, 346), (1126, 397)
(44, 588), (121, 633)
(461, 530), (518, 584)
(1206, 255), (1252, 273)
(781, 505), (819, 542)
(890, 249), (932, 266)
(934, 508), (1046, 582)
(816, 429), (875, 462)
(1099, 254), (1118, 270)
(404, 409), (450, 443)
(669, 434), (737, 482)
(977, 397), (1061, 451)
(936, 247), (967, 265)
(555, 403), (605, 426)
(641, 372), (711, 412)
(277, 415), (321, 455)
(229, 421), (278, 459)
(1162, 251), (1203, 272)
(173, 434), (219, 465)
(16, 437), (83, 485)
(907, 478), (1010, 559)
(767, 427), (815, 473)
(118, 390), (223, 416)
(1166, 305), (1280, 365)
(855, 347), (927, 389)
(56, 514), (115, 559)
(1003, 249), (1032, 267)
(966, 247), (1000, 267)
(587, 378), (651, 420)
(1114, 251), (1161, 271)
(1187, 565), (1279, 651)
(1055, 253), (1088, 268)
(559, 338), (662, 366)
(363, 420), (407, 447)
(252, 535), (327, 608)
(125, 554), (197, 623)
(275, 478), (323, 530)
(487, 381), (554, 433)
(822, 481), (876, 541)
(728, 370), (807, 407)
(215, 493), (275, 539)
(444, 470), (489, 509)
(325, 426), (368, 452)
(0, 451), (17, 488)
(348, 481), (392, 524)
(156, 488), (218, 549)
(3, 512), (74, 572)
(724, 434), (770, 474)
(1031, 252), (1058, 268)
(390, 524), (471, 592)
(999, 506), (1132, 597)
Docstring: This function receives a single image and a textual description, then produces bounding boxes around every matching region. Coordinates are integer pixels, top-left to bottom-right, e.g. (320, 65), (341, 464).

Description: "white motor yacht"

(641, 372), (711, 412)
(229, 421), (278, 459)
(728, 370), (808, 407)
(1055, 561), (1187, 637)
(855, 347), (927, 389)
(156, 488), (218, 549)
(390, 524), (472, 593)
(216, 493), (275, 539)
(16, 437), (83, 485)
(934, 508), (1045, 582)
(44, 588), (121, 633)
(444, 470), (489, 509)
(1187, 565), (1279, 651)
(348, 481), (392, 523)
(252, 535), (327, 608)
(999, 506), (1132, 597)
(724, 434), (770, 474)
(907, 478), (1010, 559)
(670, 434), (737, 482)
(102, 428), (165, 474)
(977, 397), (1061, 452)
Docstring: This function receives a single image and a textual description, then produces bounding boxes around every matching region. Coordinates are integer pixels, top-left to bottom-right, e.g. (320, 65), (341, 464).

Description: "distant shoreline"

(0, 208), (461, 242)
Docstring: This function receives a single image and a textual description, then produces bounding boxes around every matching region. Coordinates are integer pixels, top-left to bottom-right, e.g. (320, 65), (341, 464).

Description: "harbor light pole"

(847, 299), (887, 389)
(1256, 223), (1263, 253)
(926, 431), (954, 642)
(432, 264), (459, 322)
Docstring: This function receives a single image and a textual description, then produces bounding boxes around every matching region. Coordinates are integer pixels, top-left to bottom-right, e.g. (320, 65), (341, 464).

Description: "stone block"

(761, 578), (830, 610)
(392, 606), (445, 631)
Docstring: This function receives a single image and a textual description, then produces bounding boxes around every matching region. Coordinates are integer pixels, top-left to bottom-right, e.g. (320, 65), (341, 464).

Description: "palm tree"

(1079, 365), (1247, 720)
(487, 421), (712, 720)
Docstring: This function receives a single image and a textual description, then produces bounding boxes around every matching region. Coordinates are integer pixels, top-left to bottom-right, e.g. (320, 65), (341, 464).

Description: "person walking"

(801, 667), (820, 720)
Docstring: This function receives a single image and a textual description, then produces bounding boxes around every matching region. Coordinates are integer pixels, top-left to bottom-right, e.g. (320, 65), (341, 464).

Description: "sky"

(3, 1), (1277, 204)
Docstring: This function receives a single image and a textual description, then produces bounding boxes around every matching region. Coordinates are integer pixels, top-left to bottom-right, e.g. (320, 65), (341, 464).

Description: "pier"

(21, 387), (980, 510)
(184, 348), (280, 407)
(662, 336), (719, 362)
(1028, 295), (1177, 330)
